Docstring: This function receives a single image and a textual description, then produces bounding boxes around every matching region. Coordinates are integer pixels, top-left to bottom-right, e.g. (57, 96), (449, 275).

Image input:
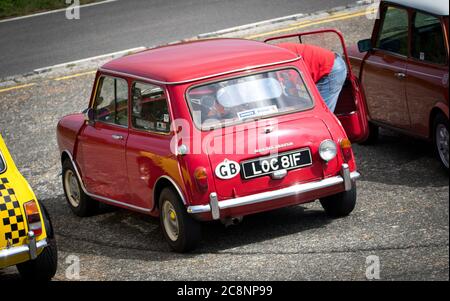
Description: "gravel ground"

(0, 11), (448, 281)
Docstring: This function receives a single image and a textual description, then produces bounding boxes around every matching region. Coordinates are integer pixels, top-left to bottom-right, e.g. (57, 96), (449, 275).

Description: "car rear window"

(187, 68), (314, 130)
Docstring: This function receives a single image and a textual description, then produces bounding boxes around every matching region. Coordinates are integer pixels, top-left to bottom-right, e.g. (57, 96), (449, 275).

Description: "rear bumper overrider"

(0, 232), (47, 268)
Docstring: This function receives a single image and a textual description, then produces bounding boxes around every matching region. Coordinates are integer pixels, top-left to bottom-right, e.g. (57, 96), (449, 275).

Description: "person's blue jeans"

(316, 54), (347, 112)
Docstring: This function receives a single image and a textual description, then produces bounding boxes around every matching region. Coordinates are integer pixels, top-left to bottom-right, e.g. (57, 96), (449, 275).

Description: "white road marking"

(0, 0), (118, 24)
(33, 46), (146, 73)
(197, 13), (305, 38)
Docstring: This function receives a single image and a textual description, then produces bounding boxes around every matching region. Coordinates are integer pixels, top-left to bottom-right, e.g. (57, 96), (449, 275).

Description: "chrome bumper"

(187, 163), (360, 220)
(0, 232), (47, 267)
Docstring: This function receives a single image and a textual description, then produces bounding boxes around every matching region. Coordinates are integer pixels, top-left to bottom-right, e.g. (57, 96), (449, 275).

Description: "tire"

(16, 204), (58, 281)
(320, 183), (357, 218)
(159, 188), (201, 252)
(361, 122), (379, 145)
(62, 159), (98, 217)
(433, 113), (449, 171)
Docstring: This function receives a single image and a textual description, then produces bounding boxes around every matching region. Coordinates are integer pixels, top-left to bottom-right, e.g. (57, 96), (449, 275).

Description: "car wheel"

(16, 237), (58, 281)
(361, 122), (379, 145)
(62, 159), (98, 217)
(16, 205), (57, 281)
(433, 113), (449, 170)
(159, 188), (201, 252)
(320, 184), (357, 218)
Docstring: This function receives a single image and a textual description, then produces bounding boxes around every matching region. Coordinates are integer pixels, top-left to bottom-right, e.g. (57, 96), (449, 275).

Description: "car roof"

(385, 0), (449, 16)
(100, 39), (299, 85)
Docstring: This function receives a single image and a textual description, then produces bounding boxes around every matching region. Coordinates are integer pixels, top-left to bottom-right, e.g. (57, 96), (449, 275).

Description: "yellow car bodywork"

(0, 134), (48, 269)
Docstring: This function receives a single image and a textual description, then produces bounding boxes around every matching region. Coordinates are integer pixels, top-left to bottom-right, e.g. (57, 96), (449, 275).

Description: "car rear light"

(319, 139), (337, 162)
(194, 167), (209, 190)
(24, 200), (42, 236)
(340, 138), (353, 162)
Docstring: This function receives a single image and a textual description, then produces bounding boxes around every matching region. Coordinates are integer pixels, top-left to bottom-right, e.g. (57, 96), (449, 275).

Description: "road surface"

(0, 0), (354, 78)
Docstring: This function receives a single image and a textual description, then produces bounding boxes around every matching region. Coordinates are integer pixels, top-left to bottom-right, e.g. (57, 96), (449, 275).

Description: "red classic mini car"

(349, 0), (449, 169)
(57, 36), (366, 252)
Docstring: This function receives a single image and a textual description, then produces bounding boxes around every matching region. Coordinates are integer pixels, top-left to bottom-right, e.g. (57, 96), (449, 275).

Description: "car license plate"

(241, 148), (312, 179)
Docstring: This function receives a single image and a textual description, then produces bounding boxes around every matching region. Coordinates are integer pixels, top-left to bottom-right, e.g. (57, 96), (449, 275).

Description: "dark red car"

(349, 0), (449, 169)
(57, 36), (366, 252)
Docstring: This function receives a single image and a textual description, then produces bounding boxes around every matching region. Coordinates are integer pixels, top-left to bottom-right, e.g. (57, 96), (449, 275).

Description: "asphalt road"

(0, 0), (355, 78)
(0, 8), (448, 281)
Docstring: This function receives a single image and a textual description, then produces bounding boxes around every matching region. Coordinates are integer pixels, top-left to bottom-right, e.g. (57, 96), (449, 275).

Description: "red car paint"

(348, 1), (449, 139)
(57, 37), (365, 222)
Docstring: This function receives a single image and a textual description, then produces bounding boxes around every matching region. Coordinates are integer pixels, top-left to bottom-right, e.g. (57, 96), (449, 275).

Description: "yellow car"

(0, 134), (57, 280)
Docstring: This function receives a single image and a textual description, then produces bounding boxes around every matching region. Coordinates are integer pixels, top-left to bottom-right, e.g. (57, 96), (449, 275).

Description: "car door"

(77, 75), (130, 202)
(126, 81), (177, 210)
(406, 11), (449, 138)
(264, 29), (369, 142)
(361, 4), (411, 130)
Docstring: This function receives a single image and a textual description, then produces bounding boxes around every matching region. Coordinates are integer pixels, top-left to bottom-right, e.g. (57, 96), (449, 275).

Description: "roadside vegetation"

(0, 0), (98, 19)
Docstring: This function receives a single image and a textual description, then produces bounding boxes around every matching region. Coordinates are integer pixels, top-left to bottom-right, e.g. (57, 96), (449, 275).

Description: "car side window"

(412, 12), (447, 65)
(131, 82), (171, 134)
(0, 152), (5, 173)
(376, 6), (409, 56)
(93, 76), (129, 127)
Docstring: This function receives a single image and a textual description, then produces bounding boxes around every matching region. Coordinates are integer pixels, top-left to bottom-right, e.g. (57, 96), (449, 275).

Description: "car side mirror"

(83, 108), (95, 125)
(357, 39), (372, 53)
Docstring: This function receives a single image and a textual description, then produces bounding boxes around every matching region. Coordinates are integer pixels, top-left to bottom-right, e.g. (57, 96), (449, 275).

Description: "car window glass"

(131, 82), (171, 134)
(187, 68), (314, 130)
(376, 6), (409, 56)
(0, 152), (5, 173)
(94, 76), (129, 127)
(412, 12), (447, 64)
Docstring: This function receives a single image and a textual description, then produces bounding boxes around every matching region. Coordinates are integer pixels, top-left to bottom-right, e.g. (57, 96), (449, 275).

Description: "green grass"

(0, 0), (98, 19)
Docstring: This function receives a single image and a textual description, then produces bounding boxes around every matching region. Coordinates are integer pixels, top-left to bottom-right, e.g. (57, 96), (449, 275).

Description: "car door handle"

(394, 72), (406, 79)
(111, 134), (124, 140)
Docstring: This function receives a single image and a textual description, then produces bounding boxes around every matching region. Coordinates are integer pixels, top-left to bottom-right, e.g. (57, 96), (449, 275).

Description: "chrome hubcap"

(65, 170), (81, 207)
(162, 201), (179, 242)
(436, 124), (449, 168)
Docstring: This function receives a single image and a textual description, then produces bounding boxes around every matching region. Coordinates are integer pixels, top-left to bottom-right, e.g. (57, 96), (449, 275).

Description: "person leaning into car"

(277, 43), (347, 113)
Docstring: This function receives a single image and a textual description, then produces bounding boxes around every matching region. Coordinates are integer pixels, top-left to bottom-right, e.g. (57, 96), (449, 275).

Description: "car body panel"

(0, 135), (47, 268)
(361, 50), (410, 129)
(406, 57), (449, 136)
(100, 39), (300, 85)
(126, 128), (180, 210)
(77, 122), (129, 201)
(206, 116), (335, 199)
(384, 0), (449, 17)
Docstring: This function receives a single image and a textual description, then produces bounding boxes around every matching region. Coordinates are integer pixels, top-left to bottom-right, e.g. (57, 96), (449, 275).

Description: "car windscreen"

(0, 151), (5, 173)
(187, 68), (314, 130)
